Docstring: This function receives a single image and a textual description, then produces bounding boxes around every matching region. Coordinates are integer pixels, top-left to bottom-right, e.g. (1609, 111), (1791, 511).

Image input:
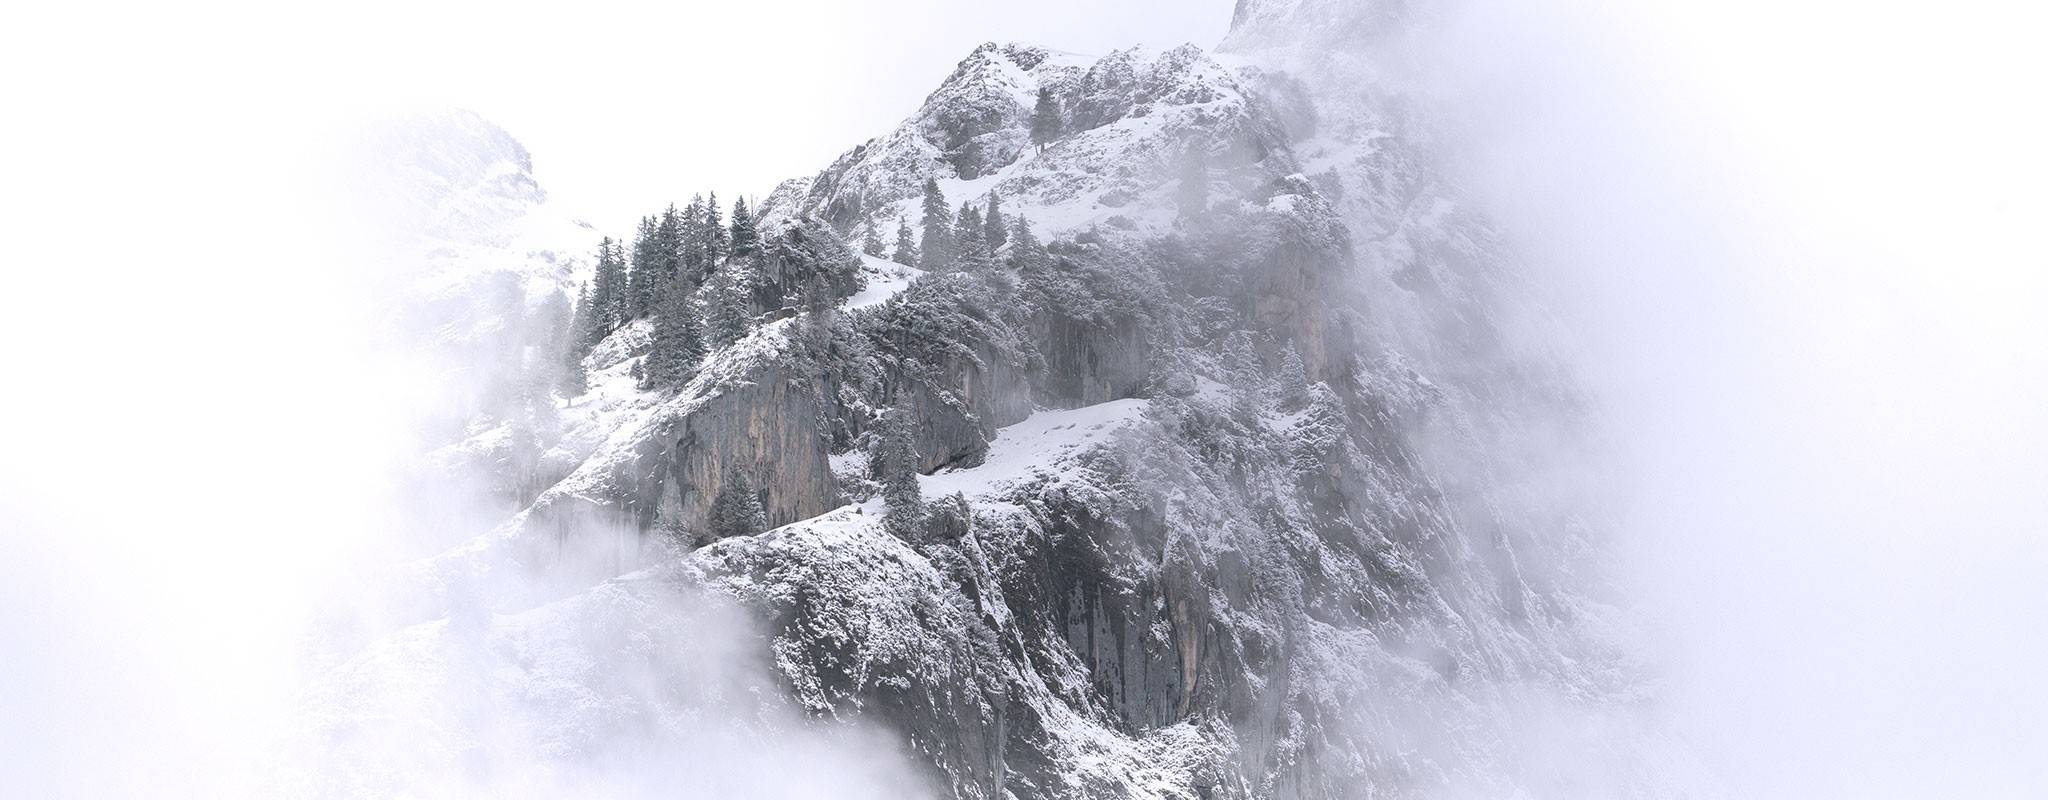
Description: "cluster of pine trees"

(887, 181), (1050, 276)
(561, 195), (863, 397)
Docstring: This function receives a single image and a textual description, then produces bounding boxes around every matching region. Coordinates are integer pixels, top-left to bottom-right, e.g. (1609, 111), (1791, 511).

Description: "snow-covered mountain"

(298, 3), (1706, 798)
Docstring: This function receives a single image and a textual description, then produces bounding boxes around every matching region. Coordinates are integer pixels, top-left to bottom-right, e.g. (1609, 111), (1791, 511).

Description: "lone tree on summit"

(1031, 87), (1062, 153)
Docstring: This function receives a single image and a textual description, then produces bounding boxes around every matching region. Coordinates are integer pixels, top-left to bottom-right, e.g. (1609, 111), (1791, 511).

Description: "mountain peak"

(762, 39), (1293, 240)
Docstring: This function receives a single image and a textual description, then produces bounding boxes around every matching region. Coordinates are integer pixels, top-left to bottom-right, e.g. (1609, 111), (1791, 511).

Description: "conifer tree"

(641, 288), (706, 390)
(680, 195), (710, 286)
(861, 225), (887, 258)
(587, 237), (630, 342)
(1222, 331), (1265, 421)
(891, 218), (920, 267)
(955, 203), (991, 272)
(1276, 344), (1311, 411)
(709, 469), (768, 540)
(1031, 87), (1062, 152)
(984, 191), (1008, 250)
(627, 215), (662, 319)
(561, 284), (594, 397)
(918, 178), (953, 271)
(1007, 216), (1048, 275)
(704, 192), (727, 268)
(707, 269), (753, 348)
(656, 204), (685, 298)
(729, 197), (759, 259)
(870, 406), (922, 539)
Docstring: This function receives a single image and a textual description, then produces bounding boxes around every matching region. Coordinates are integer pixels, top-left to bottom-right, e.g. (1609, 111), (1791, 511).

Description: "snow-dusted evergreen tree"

(626, 215), (662, 319)
(703, 192), (727, 268)
(918, 178), (953, 271)
(1007, 216), (1048, 275)
(1030, 87), (1062, 152)
(1275, 343), (1311, 411)
(655, 204), (685, 298)
(560, 284), (594, 397)
(708, 469), (768, 541)
(1221, 331), (1265, 421)
(861, 225), (887, 258)
(640, 288), (705, 390)
(954, 203), (991, 272)
(706, 269), (753, 348)
(891, 218), (919, 267)
(984, 191), (1008, 250)
(680, 195), (710, 286)
(586, 237), (629, 342)
(870, 405), (922, 539)
(728, 197), (759, 260)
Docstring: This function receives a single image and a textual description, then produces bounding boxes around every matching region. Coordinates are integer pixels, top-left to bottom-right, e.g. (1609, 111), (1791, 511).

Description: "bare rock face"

(646, 360), (841, 535)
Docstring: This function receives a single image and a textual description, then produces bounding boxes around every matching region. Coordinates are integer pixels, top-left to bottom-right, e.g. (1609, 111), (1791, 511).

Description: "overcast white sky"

(338, 0), (1237, 231)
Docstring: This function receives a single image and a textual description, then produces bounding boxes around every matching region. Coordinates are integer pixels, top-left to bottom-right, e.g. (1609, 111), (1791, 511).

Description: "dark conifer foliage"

(1030, 87), (1062, 152)
(586, 237), (630, 342)
(708, 468), (768, 541)
(704, 192), (728, 267)
(655, 204), (685, 295)
(954, 203), (992, 273)
(862, 225), (887, 258)
(680, 195), (711, 287)
(729, 197), (759, 260)
(640, 288), (705, 390)
(627, 216), (662, 319)
(870, 405), (922, 539)
(706, 268), (754, 348)
(918, 179), (953, 271)
(561, 284), (594, 397)
(1007, 216), (1048, 276)
(892, 218), (920, 267)
(984, 191), (1008, 250)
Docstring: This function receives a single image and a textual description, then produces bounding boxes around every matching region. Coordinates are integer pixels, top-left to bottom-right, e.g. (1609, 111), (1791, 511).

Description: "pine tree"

(729, 197), (759, 259)
(918, 178), (953, 271)
(560, 284), (593, 398)
(870, 405), (922, 539)
(954, 203), (991, 272)
(707, 269), (753, 348)
(1275, 344), (1311, 411)
(587, 237), (630, 342)
(984, 190), (1008, 250)
(709, 469), (769, 540)
(1031, 87), (1063, 152)
(641, 288), (706, 390)
(704, 192), (727, 269)
(680, 195), (710, 286)
(627, 216), (662, 319)
(862, 225), (887, 258)
(656, 204), (685, 301)
(891, 218), (920, 267)
(1007, 216), (1048, 275)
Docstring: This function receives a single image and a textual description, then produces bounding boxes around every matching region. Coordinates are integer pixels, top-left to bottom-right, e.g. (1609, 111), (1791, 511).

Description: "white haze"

(1414, 1), (2048, 796)
(1, 0), (2042, 797)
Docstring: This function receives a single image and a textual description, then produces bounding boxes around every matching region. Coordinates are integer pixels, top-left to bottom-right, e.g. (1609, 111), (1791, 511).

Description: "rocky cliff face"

(307, 5), (1690, 798)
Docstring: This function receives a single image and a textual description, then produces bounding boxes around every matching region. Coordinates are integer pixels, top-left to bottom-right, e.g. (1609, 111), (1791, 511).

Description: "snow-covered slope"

(760, 42), (1296, 239)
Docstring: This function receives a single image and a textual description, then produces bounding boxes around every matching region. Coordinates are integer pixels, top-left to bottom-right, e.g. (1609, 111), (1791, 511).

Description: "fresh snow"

(921, 399), (1149, 498)
(845, 254), (924, 310)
